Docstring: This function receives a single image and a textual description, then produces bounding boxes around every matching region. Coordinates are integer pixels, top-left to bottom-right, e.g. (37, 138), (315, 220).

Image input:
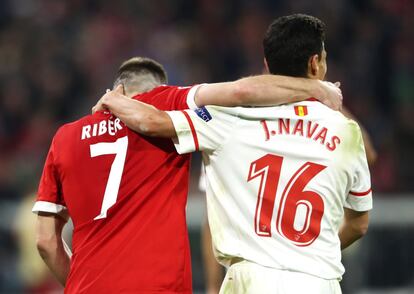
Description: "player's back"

(34, 82), (203, 293)
(34, 85), (202, 293)
(198, 101), (372, 280)
(51, 111), (191, 293)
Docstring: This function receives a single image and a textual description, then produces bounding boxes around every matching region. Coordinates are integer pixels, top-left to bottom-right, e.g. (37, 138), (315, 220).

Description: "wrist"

(313, 80), (325, 101)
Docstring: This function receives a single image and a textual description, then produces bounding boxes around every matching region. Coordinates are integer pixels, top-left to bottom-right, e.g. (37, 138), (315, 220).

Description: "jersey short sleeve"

(344, 123), (373, 212)
(135, 84), (205, 111)
(32, 136), (68, 219)
(166, 106), (239, 154)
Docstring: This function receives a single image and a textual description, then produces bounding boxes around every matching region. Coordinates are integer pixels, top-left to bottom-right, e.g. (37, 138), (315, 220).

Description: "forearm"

(339, 224), (364, 250)
(36, 213), (71, 286)
(235, 75), (322, 105)
(37, 237), (71, 285)
(201, 222), (224, 293)
(196, 75), (336, 108)
(102, 94), (176, 138)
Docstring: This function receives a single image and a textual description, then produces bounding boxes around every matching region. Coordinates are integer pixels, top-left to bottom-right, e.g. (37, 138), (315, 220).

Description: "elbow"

(36, 235), (58, 259)
(359, 222), (369, 237)
(232, 81), (252, 106)
(354, 221), (369, 239)
(36, 236), (48, 255)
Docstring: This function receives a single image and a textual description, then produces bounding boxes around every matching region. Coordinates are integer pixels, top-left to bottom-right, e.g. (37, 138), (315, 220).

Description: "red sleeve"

(134, 85), (200, 111)
(32, 136), (68, 217)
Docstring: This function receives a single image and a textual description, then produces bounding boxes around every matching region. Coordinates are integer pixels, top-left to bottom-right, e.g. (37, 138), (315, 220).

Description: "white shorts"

(219, 260), (341, 294)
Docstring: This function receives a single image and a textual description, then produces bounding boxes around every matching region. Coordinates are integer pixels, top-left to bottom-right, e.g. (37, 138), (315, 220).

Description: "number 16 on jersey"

(248, 154), (326, 247)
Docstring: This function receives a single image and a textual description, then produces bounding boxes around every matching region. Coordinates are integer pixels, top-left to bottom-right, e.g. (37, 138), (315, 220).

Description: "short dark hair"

(114, 57), (167, 87)
(263, 14), (326, 77)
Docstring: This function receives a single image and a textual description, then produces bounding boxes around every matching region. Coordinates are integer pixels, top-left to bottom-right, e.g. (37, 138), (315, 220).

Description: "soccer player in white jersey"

(96, 14), (371, 294)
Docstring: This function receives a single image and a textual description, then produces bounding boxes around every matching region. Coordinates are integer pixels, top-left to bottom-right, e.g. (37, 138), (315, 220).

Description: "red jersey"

(33, 85), (201, 293)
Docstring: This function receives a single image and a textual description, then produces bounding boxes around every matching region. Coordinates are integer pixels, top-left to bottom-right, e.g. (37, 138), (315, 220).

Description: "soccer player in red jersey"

(34, 57), (342, 293)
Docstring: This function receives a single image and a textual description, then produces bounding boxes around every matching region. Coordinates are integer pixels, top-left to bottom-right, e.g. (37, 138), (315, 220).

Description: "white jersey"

(167, 100), (372, 280)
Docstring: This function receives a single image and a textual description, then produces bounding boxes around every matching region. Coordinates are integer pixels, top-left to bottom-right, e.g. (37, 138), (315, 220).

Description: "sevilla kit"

(33, 85), (201, 293)
(167, 100), (372, 292)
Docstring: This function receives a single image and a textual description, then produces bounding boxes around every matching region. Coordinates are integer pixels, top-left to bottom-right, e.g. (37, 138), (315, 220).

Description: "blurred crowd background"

(0, 0), (413, 293)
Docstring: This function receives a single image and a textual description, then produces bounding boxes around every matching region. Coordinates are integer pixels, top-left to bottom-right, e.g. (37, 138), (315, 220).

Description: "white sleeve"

(186, 84), (207, 110)
(166, 106), (239, 154)
(344, 124), (373, 212)
(32, 201), (69, 220)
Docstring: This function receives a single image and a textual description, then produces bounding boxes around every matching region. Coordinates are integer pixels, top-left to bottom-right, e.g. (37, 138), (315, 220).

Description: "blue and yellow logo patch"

(195, 107), (212, 122)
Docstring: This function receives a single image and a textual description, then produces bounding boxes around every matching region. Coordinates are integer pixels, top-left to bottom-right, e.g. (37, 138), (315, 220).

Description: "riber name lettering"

(81, 118), (123, 140)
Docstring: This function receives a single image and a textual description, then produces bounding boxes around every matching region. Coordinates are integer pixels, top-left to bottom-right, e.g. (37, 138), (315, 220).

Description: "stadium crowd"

(0, 0), (412, 292)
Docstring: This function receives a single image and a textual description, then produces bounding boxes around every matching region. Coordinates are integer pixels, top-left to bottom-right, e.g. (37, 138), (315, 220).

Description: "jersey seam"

(212, 107), (241, 157)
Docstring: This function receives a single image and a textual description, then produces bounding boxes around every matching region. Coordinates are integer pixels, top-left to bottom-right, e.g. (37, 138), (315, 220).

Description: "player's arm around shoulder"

(194, 75), (342, 110)
(96, 89), (232, 154)
(36, 212), (71, 286)
(96, 85), (176, 138)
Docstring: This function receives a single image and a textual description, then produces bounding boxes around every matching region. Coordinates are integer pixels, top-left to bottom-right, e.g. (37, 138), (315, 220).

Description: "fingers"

(114, 84), (124, 94)
(319, 80), (343, 111)
(91, 102), (103, 114)
(92, 96), (105, 114)
(92, 86), (121, 114)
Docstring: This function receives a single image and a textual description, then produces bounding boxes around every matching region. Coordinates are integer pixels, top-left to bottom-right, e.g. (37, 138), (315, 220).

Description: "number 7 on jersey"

(90, 136), (128, 220)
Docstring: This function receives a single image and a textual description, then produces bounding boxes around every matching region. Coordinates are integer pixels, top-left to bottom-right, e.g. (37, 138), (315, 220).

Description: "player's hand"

(92, 84), (125, 114)
(317, 81), (342, 111)
(92, 97), (106, 114)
